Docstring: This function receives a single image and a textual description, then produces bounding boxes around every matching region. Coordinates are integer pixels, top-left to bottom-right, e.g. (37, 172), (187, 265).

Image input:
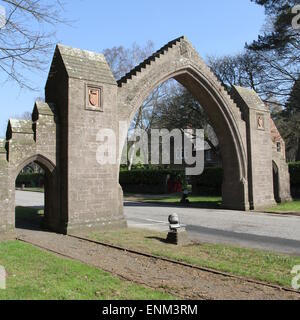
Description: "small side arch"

(13, 154), (61, 233)
(14, 154), (56, 181)
(272, 160), (280, 203)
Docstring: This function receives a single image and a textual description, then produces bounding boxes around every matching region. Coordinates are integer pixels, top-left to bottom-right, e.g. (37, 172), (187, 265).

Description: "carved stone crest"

(257, 114), (265, 130)
(88, 88), (100, 107)
(86, 85), (103, 112)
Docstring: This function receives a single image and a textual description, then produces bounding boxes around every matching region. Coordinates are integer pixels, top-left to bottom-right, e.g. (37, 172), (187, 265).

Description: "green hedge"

(289, 162), (300, 186)
(119, 168), (223, 195)
(120, 163), (299, 185)
(192, 167), (223, 187)
(16, 163), (299, 194)
(16, 173), (44, 188)
(119, 169), (186, 194)
(119, 169), (185, 186)
(190, 163), (300, 191)
(191, 167), (223, 196)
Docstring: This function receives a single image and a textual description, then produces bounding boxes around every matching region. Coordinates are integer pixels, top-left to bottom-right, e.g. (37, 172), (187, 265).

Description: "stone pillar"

(232, 87), (276, 210)
(0, 141), (14, 240)
(272, 152), (292, 203)
(45, 45), (126, 234)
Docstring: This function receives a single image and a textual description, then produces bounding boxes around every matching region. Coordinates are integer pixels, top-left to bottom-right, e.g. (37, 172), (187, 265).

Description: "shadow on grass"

(15, 206), (44, 231)
(146, 236), (168, 244)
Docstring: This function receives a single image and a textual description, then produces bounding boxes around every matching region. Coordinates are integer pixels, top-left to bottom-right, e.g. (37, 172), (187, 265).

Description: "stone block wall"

(231, 87), (275, 209)
(0, 101), (60, 239)
(66, 77), (125, 232)
(45, 44), (127, 234)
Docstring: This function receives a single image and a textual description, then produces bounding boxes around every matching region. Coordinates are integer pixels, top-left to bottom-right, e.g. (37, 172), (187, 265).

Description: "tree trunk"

(128, 144), (136, 171)
(128, 108), (143, 170)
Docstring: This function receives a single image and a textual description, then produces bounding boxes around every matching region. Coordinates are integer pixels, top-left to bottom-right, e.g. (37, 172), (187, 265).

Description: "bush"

(120, 169), (185, 185)
(192, 167), (223, 187)
(190, 164), (299, 196)
(191, 167), (223, 196)
(16, 173), (44, 188)
(289, 162), (300, 186)
(119, 167), (223, 195)
(119, 169), (186, 194)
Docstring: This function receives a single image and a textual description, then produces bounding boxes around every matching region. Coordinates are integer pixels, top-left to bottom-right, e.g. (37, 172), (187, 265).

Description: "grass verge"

(266, 199), (300, 214)
(0, 241), (175, 300)
(125, 194), (222, 208)
(16, 187), (44, 193)
(88, 228), (300, 289)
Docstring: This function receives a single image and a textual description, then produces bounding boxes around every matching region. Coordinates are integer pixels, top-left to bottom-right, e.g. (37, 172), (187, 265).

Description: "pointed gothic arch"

(117, 37), (248, 209)
(14, 154), (58, 231)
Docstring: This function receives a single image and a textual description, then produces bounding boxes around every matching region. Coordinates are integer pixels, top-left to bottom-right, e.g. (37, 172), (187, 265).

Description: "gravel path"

(16, 228), (300, 300)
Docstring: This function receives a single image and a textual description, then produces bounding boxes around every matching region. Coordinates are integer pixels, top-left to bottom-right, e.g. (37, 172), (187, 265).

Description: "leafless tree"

(104, 42), (181, 169)
(103, 41), (155, 81)
(17, 111), (31, 120)
(151, 86), (220, 158)
(0, 0), (67, 90)
(207, 51), (287, 107)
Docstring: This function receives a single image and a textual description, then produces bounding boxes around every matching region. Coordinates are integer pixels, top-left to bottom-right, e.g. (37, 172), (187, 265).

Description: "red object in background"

(175, 181), (182, 193)
(39, 178), (44, 188)
(168, 178), (182, 193)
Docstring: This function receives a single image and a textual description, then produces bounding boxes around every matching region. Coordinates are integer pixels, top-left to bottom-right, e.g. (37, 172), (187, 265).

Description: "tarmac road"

(15, 191), (300, 255)
(124, 202), (300, 255)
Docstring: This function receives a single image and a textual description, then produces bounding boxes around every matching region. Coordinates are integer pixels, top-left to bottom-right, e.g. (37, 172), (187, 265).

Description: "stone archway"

(272, 161), (280, 203)
(0, 36), (292, 239)
(117, 37), (249, 210)
(0, 102), (63, 239)
(14, 154), (57, 231)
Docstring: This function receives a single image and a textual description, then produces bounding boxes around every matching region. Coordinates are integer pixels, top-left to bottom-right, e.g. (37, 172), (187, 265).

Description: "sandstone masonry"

(0, 37), (292, 239)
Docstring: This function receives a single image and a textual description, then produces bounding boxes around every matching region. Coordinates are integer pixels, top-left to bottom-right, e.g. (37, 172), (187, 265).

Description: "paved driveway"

(15, 190), (44, 207)
(124, 202), (300, 255)
(15, 191), (300, 255)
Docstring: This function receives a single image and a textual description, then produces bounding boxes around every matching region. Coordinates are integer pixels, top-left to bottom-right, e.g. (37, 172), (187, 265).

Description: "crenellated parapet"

(0, 100), (60, 239)
(32, 101), (57, 165)
(0, 139), (6, 162)
(117, 36), (243, 125)
(2, 101), (57, 171)
(5, 119), (35, 166)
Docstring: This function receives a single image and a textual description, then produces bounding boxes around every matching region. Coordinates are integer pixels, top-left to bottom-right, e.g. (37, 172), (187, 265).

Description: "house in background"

(171, 124), (222, 169)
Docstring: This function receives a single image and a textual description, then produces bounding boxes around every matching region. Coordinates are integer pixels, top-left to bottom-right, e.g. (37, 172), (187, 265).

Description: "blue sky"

(0, 0), (266, 137)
